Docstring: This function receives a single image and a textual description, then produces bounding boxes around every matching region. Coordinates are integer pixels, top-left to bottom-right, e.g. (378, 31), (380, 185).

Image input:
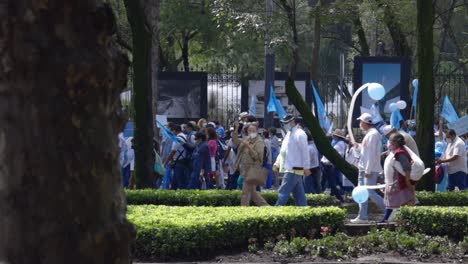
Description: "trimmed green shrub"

(127, 205), (346, 259)
(396, 206), (468, 239)
(416, 191), (468, 206)
(126, 189), (338, 207)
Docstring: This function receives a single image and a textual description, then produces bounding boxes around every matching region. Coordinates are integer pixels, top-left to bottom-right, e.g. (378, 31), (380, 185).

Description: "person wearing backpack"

(380, 133), (416, 222)
(163, 124), (189, 189)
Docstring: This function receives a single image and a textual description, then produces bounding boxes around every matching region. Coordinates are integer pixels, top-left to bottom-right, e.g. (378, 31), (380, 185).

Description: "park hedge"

(416, 191), (468, 206)
(127, 205), (347, 259)
(126, 189), (338, 207)
(396, 206), (468, 239)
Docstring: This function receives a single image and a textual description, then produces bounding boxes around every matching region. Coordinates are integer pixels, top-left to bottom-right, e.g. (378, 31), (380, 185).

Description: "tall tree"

(378, 0), (412, 57)
(0, 1), (133, 262)
(124, 0), (155, 188)
(415, 0), (435, 191)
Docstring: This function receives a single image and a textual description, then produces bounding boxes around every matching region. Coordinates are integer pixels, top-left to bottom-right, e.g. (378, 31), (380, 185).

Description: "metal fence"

(207, 73), (242, 128)
(205, 70), (467, 130)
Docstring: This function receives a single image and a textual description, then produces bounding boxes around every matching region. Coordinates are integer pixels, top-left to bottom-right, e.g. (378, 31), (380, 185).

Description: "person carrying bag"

(232, 121), (269, 206)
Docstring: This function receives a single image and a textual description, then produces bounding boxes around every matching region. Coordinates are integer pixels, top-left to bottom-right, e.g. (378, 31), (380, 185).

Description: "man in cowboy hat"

(351, 113), (385, 223)
(321, 129), (347, 202)
(273, 114), (311, 206)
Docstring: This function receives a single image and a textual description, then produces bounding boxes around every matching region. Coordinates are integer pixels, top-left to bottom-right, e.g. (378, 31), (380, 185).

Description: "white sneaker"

(350, 217), (368, 224)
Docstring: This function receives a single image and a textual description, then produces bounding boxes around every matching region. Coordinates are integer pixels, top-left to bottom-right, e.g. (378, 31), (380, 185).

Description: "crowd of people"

(118, 111), (468, 217)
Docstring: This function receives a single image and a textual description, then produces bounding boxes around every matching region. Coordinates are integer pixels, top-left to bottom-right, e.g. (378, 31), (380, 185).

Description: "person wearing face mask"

(273, 115), (311, 206)
(381, 125), (419, 157)
(436, 129), (467, 191)
(187, 132), (211, 189)
(381, 133), (416, 222)
(351, 113), (385, 223)
(232, 121), (269, 206)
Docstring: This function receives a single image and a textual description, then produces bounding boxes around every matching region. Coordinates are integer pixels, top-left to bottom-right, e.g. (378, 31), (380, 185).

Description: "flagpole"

(264, 0), (275, 129)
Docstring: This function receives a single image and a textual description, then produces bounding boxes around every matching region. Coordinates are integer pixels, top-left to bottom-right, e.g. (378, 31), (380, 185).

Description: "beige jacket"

(232, 129), (265, 176)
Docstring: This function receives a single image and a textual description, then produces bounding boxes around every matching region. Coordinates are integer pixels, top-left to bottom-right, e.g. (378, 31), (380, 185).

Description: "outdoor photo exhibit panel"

(247, 73), (310, 119)
(353, 57), (410, 124)
(157, 72), (207, 123)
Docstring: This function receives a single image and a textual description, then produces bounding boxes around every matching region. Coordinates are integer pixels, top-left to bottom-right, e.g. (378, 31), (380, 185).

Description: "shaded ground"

(136, 251), (467, 263)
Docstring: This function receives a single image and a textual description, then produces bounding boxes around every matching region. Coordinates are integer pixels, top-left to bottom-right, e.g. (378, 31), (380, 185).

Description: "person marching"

(273, 115), (311, 206)
(351, 113), (385, 223)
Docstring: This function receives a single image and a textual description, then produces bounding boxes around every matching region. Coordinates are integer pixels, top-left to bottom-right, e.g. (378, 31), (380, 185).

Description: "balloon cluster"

(389, 100), (407, 112)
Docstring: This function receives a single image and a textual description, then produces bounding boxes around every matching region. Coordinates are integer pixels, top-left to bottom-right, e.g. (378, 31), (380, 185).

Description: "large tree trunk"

(354, 16), (370, 56)
(415, 0), (435, 191)
(0, 1), (133, 262)
(124, 0), (155, 188)
(378, 1), (412, 57)
(142, 0), (161, 144)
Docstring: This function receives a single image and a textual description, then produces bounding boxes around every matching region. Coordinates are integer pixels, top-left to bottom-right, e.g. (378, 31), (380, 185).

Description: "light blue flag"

(441, 96), (459, 124)
(390, 110), (404, 130)
(156, 120), (179, 143)
(311, 81), (330, 132)
(249, 95), (256, 116)
(267, 84), (287, 119)
(412, 79), (418, 116)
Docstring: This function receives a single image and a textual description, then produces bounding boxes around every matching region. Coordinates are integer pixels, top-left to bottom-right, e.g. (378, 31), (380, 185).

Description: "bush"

(416, 191), (468, 206)
(395, 206), (468, 239)
(126, 189), (338, 207)
(127, 205), (346, 259)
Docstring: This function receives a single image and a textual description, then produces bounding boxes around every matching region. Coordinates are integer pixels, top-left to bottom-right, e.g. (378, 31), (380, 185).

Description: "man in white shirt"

(163, 124), (189, 190)
(273, 115), (311, 206)
(351, 113), (385, 223)
(436, 129), (467, 191)
(303, 128), (322, 194)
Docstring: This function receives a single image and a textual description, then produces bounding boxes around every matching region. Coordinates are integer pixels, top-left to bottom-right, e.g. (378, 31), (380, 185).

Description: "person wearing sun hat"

(321, 129), (347, 202)
(351, 113), (385, 223)
(273, 114), (311, 206)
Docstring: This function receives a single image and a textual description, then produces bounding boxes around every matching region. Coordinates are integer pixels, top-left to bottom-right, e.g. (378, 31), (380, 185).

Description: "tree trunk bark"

(124, 0), (155, 188)
(415, 0), (435, 191)
(379, 1), (412, 57)
(0, 1), (134, 262)
(142, 0), (161, 144)
(182, 34), (190, 72)
(354, 16), (370, 56)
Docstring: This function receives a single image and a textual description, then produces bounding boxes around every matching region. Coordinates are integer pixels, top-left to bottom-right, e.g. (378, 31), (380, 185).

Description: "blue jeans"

(162, 164), (172, 190)
(321, 164), (343, 201)
(304, 167), (322, 194)
(275, 172), (307, 206)
(121, 165), (131, 189)
(357, 171), (385, 220)
(265, 163), (273, 189)
(448, 171), (467, 191)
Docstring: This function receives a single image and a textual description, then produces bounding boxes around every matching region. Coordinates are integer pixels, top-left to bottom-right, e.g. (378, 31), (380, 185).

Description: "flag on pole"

(156, 120), (179, 143)
(249, 95), (257, 116)
(390, 110), (404, 130)
(441, 96), (459, 124)
(267, 84), (287, 119)
(412, 79), (418, 116)
(311, 81), (330, 132)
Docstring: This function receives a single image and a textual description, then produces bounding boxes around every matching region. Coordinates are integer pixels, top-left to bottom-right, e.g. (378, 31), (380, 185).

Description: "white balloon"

(396, 100), (407, 110)
(367, 83), (385, 101)
(389, 103), (398, 112)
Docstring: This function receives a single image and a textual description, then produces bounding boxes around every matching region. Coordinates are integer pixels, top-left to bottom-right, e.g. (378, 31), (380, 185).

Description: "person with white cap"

(273, 114), (311, 206)
(381, 125), (419, 156)
(351, 113), (385, 223)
